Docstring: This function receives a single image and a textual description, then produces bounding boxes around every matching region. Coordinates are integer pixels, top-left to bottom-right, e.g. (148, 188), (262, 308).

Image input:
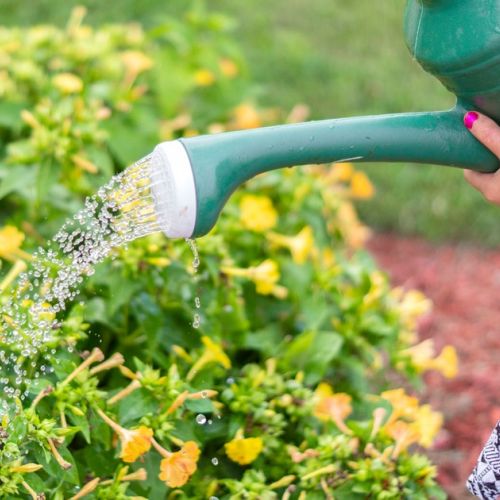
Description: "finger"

(464, 111), (500, 159)
(463, 168), (500, 204)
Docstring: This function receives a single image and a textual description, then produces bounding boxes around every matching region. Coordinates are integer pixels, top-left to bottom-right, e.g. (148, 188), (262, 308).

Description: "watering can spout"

(148, 0), (500, 239)
(150, 104), (499, 239)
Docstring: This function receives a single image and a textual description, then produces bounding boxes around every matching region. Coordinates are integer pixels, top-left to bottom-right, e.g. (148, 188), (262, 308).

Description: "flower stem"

(47, 438), (72, 470)
(95, 408), (123, 436)
(108, 379), (141, 405)
(59, 348), (104, 388)
(150, 437), (171, 459)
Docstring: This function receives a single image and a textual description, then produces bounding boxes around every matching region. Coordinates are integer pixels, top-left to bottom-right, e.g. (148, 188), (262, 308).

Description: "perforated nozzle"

(150, 140), (197, 239)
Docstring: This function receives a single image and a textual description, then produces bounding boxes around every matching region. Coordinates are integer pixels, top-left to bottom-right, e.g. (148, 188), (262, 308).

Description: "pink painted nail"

(464, 111), (479, 129)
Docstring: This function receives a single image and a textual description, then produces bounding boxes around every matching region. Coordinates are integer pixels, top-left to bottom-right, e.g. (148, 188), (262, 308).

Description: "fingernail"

(464, 111), (479, 129)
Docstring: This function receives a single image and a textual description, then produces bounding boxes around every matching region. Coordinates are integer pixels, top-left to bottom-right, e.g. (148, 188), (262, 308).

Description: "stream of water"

(0, 154), (182, 414)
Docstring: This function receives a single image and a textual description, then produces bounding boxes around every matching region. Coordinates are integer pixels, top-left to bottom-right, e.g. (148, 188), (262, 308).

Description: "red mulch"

(368, 232), (500, 500)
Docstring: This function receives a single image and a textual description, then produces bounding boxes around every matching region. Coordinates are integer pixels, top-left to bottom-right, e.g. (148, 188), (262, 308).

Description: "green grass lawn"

(2, 0), (499, 245)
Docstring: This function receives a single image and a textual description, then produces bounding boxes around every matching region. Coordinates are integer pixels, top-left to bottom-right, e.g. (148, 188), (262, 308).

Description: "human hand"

(463, 111), (500, 204)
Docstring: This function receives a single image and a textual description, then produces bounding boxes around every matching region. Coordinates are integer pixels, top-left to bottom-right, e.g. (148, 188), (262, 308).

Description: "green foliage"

(0, 3), (449, 499)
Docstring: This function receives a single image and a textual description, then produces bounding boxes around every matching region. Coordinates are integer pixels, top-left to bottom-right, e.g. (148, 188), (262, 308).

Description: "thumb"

(464, 111), (500, 159)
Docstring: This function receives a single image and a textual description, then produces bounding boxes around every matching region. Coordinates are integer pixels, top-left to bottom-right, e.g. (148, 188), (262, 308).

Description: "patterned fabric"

(467, 421), (500, 500)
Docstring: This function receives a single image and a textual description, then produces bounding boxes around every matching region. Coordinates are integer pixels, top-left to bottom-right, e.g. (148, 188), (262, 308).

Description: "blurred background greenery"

(2, 0), (498, 245)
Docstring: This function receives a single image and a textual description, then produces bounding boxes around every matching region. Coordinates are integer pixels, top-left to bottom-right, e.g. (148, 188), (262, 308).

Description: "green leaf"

(118, 389), (159, 426)
(67, 412), (90, 444)
(0, 101), (25, 129)
(242, 325), (283, 355)
(36, 160), (59, 203)
(184, 397), (215, 413)
(0, 165), (34, 200)
(282, 330), (343, 384)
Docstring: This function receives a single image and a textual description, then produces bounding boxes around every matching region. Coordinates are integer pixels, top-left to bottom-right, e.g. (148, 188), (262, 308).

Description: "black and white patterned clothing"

(467, 421), (500, 499)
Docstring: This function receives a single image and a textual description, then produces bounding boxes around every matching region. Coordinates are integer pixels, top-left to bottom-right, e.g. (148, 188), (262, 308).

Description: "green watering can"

(150, 0), (500, 239)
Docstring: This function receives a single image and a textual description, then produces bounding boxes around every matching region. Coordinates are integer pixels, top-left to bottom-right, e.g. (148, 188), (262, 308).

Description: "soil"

(367, 232), (500, 500)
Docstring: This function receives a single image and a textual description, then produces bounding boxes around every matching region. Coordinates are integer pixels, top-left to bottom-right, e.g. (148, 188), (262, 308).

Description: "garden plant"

(0, 3), (458, 499)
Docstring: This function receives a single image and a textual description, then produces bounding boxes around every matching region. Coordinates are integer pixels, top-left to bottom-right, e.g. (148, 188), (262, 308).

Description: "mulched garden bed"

(368, 232), (500, 500)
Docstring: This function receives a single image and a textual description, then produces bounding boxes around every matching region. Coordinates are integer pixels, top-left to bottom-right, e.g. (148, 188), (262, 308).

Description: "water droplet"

(211, 457), (219, 466)
(192, 313), (200, 329)
(195, 414), (207, 425)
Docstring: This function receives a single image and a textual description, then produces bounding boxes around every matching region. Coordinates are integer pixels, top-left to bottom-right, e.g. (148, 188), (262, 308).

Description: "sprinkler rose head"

(150, 141), (197, 239)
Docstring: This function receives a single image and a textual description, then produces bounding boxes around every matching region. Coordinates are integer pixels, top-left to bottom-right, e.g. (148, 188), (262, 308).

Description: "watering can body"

(405, 0), (500, 121)
(151, 0), (500, 239)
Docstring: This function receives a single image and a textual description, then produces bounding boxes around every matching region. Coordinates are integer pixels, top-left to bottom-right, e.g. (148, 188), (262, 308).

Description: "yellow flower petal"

(121, 50), (154, 75)
(201, 336), (231, 369)
(250, 259), (280, 295)
(387, 420), (420, 458)
(431, 345), (458, 379)
(0, 225), (25, 261)
(267, 226), (314, 264)
(225, 437), (263, 465)
(332, 162), (354, 182)
(120, 426), (153, 463)
(350, 171), (375, 199)
(380, 388), (419, 424)
(411, 404), (443, 448)
(159, 441), (200, 488)
(52, 73), (83, 94)
(232, 103), (261, 129)
(239, 194), (277, 232)
(194, 69), (215, 87)
(219, 58), (238, 77)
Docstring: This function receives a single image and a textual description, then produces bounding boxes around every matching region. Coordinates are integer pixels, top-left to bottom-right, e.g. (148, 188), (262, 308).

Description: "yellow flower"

(52, 73), (83, 94)
(362, 271), (387, 307)
(187, 336), (231, 381)
(219, 58), (238, 77)
(267, 226), (314, 265)
(221, 259), (287, 298)
(387, 420), (420, 458)
(239, 194), (278, 232)
(392, 288), (432, 329)
(380, 388), (419, 425)
(336, 201), (372, 249)
(430, 345), (458, 379)
(121, 50), (154, 75)
(120, 426), (153, 463)
(96, 409), (152, 463)
(400, 339), (457, 378)
(194, 69), (215, 87)
(232, 103), (262, 129)
(401, 338), (435, 371)
(225, 432), (263, 465)
(332, 162), (354, 182)
(146, 257), (171, 267)
(157, 441), (200, 488)
(411, 404), (443, 448)
(0, 226), (25, 261)
(313, 382), (352, 434)
(350, 171), (375, 199)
